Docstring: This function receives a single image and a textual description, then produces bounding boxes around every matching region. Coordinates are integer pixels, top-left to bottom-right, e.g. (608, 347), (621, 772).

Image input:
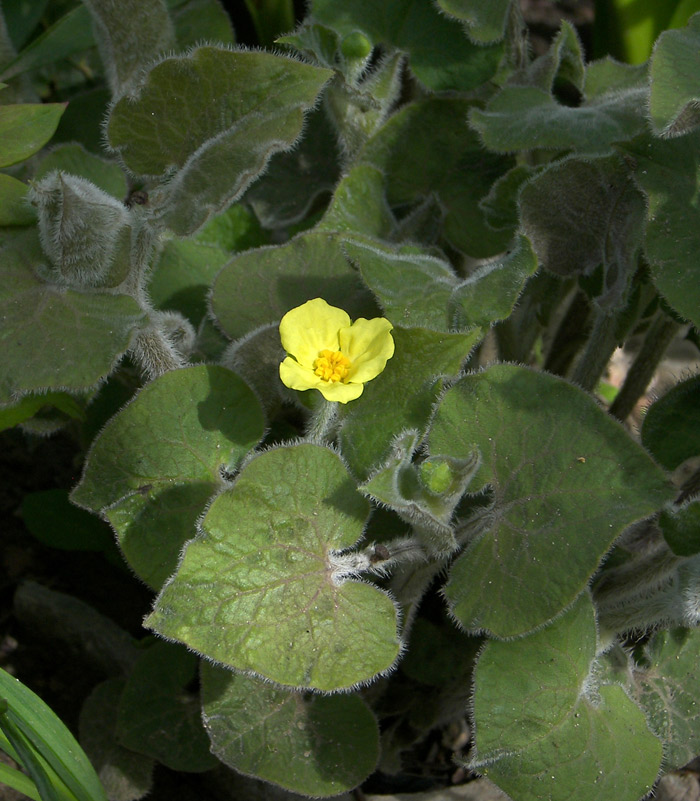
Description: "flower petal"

(317, 380), (364, 403)
(279, 298), (350, 368)
(340, 317), (395, 384)
(279, 357), (364, 403)
(279, 356), (320, 392)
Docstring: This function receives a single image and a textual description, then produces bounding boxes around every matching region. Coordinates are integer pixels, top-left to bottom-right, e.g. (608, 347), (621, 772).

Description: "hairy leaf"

(311, 0), (502, 92)
(650, 13), (700, 137)
(472, 596), (661, 801)
(146, 443), (400, 691)
(339, 327), (480, 479)
(430, 364), (673, 637)
(360, 97), (514, 257)
(624, 131), (700, 329)
(71, 365), (265, 589)
(107, 47), (332, 234)
(116, 641), (216, 772)
(0, 232), (145, 404)
(201, 664), (379, 796)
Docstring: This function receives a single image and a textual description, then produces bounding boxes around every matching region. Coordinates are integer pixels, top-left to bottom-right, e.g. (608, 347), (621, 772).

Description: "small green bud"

(30, 171), (130, 288)
(420, 459), (454, 495)
(340, 31), (372, 60)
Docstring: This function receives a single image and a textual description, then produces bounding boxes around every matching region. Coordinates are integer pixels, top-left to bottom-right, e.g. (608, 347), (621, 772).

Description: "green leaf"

(339, 327), (481, 480)
(0, 232), (146, 404)
(641, 374), (700, 470)
(0, 668), (108, 801)
(82, 0), (175, 96)
(0, 5), (94, 82)
(222, 324), (285, 417)
(149, 216), (247, 325)
(474, 594), (596, 759)
(146, 443), (400, 691)
(201, 664), (379, 795)
(650, 13), (700, 137)
(172, 0), (235, 48)
(317, 163), (395, 238)
(519, 155), (646, 309)
(0, 102), (66, 167)
(243, 106), (340, 229)
(79, 680), (154, 801)
(344, 239), (458, 331)
(451, 235), (538, 329)
(469, 78), (648, 155)
(33, 144), (128, 201)
(0, 761), (41, 801)
(51, 88), (111, 155)
(0, 173), (34, 225)
(632, 628), (700, 769)
(211, 230), (376, 341)
(360, 97), (514, 257)
(116, 641), (216, 772)
(430, 364), (673, 637)
(484, 683), (660, 801)
(624, 131), (700, 329)
(107, 46), (332, 235)
(2, 0), (49, 51)
(21, 489), (114, 552)
(519, 20), (586, 93)
(435, 0), (512, 43)
(311, 0), (502, 92)
(71, 365), (265, 589)
(472, 595), (662, 801)
(359, 430), (480, 555)
(659, 503), (700, 556)
(0, 391), (87, 432)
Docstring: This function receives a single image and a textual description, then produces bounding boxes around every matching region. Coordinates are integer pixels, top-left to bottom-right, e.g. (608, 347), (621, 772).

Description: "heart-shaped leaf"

(146, 443), (401, 691)
(629, 627), (700, 770)
(0, 232), (145, 404)
(107, 47), (332, 235)
(71, 365), (265, 589)
(201, 664), (379, 796)
(116, 640), (216, 772)
(430, 364), (673, 637)
(472, 595), (662, 801)
(211, 231), (376, 342)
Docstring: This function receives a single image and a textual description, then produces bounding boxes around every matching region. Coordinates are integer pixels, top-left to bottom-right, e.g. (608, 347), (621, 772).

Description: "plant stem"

(608, 312), (681, 421)
(544, 290), (591, 377)
(570, 306), (620, 392)
(495, 271), (566, 364)
(305, 399), (339, 444)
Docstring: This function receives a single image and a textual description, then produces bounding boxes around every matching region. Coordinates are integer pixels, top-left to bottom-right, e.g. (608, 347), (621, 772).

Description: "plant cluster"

(1, 1), (700, 800)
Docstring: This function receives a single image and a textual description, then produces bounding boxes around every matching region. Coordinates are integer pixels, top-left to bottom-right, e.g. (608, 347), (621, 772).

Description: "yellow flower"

(279, 298), (394, 403)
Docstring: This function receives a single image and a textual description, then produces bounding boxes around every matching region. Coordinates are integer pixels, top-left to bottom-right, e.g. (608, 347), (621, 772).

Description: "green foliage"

(0, 668), (108, 801)
(3, 2), (700, 800)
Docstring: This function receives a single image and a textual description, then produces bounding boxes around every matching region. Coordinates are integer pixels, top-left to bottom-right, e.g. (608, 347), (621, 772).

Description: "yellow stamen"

(313, 349), (351, 383)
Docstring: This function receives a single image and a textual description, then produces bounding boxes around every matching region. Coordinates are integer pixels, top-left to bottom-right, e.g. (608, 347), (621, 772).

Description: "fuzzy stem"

(130, 325), (185, 379)
(608, 312), (681, 421)
(304, 398), (339, 444)
(571, 306), (620, 392)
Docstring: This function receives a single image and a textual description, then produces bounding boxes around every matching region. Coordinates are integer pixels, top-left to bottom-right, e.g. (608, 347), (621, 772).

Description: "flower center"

(313, 349), (351, 383)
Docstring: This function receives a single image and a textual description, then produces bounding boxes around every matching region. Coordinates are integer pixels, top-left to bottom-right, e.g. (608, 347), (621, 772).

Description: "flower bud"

(30, 171), (131, 288)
